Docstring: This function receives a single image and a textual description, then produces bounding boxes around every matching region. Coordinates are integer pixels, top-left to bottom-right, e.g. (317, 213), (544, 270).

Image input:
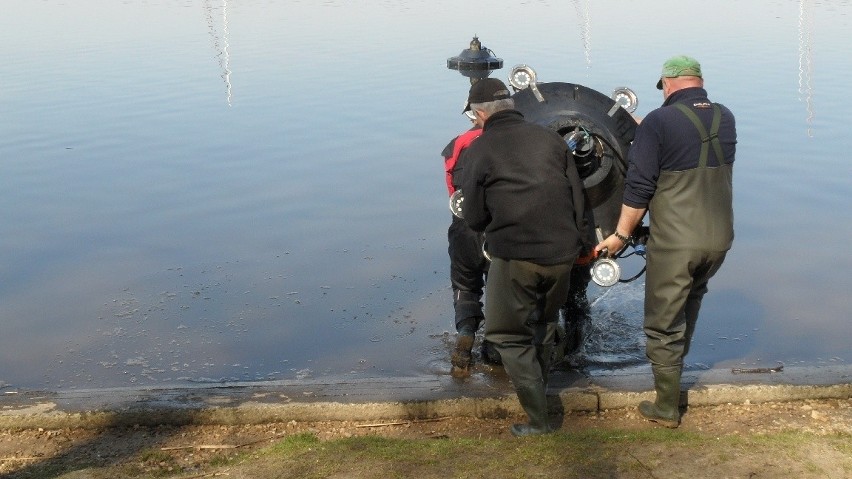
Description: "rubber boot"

(480, 339), (502, 365)
(536, 343), (554, 386)
(450, 335), (474, 378)
(510, 380), (553, 437)
(638, 364), (682, 428)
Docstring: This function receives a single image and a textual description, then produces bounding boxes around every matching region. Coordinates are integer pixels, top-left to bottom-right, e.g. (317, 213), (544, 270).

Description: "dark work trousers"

(447, 215), (489, 333)
(644, 248), (728, 367)
(562, 199), (595, 319)
(564, 263), (591, 312)
(484, 257), (573, 388)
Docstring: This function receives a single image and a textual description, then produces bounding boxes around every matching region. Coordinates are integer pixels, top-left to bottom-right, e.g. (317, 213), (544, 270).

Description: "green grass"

(238, 428), (852, 479)
(12, 428), (848, 479)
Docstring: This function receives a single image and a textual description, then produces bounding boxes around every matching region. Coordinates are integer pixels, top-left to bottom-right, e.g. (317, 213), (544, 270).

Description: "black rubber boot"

(638, 364), (682, 428)
(536, 343), (554, 386)
(480, 339), (502, 365)
(510, 380), (553, 437)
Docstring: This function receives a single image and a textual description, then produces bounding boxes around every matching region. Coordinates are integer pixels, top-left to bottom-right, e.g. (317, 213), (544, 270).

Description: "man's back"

(624, 86), (736, 251)
(462, 109), (587, 265)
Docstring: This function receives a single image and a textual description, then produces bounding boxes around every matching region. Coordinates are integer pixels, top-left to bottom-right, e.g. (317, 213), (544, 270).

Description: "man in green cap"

(595, 55), (737, 427)
(655, 55), (704, 90)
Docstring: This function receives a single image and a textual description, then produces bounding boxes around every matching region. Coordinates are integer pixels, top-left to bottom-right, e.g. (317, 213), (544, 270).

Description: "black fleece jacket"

(460, 109), (588, 265)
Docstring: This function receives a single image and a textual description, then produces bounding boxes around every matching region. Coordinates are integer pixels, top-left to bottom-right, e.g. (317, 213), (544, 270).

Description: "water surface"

(1, 0), (850, 390)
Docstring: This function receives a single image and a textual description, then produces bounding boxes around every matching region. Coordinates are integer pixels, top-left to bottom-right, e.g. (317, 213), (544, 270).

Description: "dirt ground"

(1, 397), (850, 478)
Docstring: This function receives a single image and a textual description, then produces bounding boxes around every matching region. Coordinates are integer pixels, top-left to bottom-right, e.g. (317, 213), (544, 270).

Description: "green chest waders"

(639, 103), (725, 428)
(672, 102), (723, 168)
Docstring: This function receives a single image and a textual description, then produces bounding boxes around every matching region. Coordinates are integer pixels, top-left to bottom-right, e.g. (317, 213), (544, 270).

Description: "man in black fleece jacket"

(460, 78), (590, 436)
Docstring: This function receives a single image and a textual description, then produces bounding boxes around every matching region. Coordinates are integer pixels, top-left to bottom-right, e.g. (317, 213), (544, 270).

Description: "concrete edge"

(597, 383), (852, 410)
(2, 382), (850, 430)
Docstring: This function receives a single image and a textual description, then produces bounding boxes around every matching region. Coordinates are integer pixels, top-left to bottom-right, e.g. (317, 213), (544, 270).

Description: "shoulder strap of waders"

(673, 103), (723, 168)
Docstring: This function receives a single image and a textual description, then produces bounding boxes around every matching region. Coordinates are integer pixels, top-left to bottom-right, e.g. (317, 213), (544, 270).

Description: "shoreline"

(2, 364), (850, 430)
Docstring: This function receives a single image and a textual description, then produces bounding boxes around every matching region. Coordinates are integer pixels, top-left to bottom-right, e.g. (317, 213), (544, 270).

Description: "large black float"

(447, 38), (648, 361)
(447, 38), (645, 288)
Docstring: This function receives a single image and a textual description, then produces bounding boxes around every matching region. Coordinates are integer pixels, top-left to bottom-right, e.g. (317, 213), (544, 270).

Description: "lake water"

(1, 0), (850, 391)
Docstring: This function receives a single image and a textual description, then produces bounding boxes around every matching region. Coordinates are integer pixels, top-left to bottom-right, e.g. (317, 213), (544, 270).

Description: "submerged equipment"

(447, 36), (503, 81)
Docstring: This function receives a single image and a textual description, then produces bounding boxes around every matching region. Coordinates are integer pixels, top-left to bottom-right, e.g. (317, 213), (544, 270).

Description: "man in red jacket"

(440, 103), (489, 378)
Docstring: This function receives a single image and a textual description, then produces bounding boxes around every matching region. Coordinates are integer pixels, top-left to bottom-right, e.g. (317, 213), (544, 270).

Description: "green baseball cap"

(656, 55), (702, 89)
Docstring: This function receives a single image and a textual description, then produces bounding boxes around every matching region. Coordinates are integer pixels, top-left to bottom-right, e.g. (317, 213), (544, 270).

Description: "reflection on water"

(572, 0), (592, 69)
(798, 0), (815, 136)
(203, 0), (233, 106)
(0, 0), (850, 391)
